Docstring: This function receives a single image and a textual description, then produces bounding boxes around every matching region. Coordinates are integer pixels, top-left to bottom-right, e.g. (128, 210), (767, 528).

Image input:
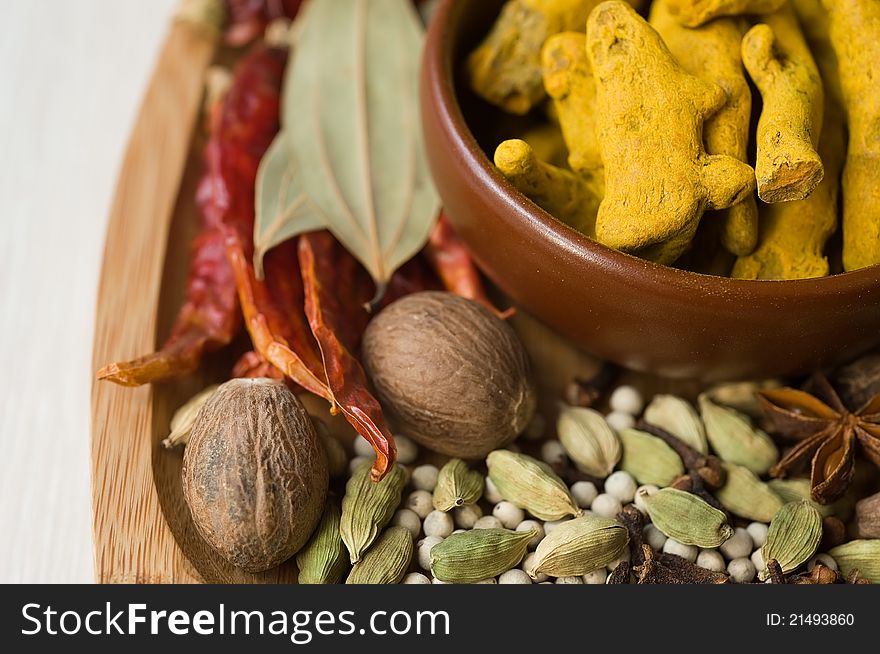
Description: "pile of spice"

(468, 0), (880, 279)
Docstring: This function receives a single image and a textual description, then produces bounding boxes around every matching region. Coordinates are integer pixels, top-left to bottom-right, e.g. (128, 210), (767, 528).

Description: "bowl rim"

(423, 0), (880, 303)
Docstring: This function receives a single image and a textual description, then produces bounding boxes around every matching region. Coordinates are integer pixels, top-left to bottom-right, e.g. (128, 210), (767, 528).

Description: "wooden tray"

(89, 17), (301, 584)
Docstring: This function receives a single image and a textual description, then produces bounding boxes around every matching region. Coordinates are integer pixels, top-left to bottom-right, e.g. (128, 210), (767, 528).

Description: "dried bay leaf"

(253, 133), (322, 277)
(256, 0), (439, 295)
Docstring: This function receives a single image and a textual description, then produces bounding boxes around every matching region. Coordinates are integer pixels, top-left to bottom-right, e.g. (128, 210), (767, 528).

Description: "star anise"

(757, 374), (880, 504)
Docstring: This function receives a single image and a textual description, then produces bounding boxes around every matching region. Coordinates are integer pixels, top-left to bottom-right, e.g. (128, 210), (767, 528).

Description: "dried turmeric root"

(519, 121), (570, 169)
(663, 0), (785, 27)
(541, 31), (603, 190)
(586, 1), (755, 264)
(731, 99), (844, 280)
(495, 139), (599, 238)
(742, 6), (824, 203)
(466, 0), (643, 115)
(650, 0), (757, 257)
(822, 0), (880, 271)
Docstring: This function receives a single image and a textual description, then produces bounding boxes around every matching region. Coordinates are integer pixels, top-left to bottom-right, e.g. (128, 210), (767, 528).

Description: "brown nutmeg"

(182, 378), (328, 572)
(362, 291), (536, 458)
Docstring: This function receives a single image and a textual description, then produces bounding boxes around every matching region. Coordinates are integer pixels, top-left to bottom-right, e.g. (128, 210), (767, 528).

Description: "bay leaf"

(257, 0), (439, 295)
(253, 132), (323, 278)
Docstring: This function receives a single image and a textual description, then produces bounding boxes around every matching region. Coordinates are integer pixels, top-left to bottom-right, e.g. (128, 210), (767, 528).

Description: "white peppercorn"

(403, 572), (431, 584)
(394, 435), (419, 465)
(431, 577), (448, 584)
(349, 455), (373, 475)
(493, 501), (525, 529)
(406, 490), (434, 519)
(582, 569), (608, 584)
(516, 519), (545, 550)
(591, 493), (623, 519)
(498, 569), (532, 584)
(605, 550), (630, 572)
(746, 522), (769, 548)
(484, 476), (504, 504)
(609, 385), (644, 416)
(473, 515), (503, 530)
(634, 485), (659, 514)
(417, 536), (443, 571)
(540, 439), (567, 466)
(392, 508), (421, 539)
(452, 504), (483, 529)
(451, 529), (466, 535)
(808, 553), (838, 572)
(663, 538), (698, 562)
(411, 464), (439, 492)
(644, 524), (668, 551)
(605, 411), (635, 432)
(696, 549), (726, 572)
(728, 557), (756, 583)
(750, 548), (765, 573)
(570, 481), (599, 509)
(720, 528), (753, 560)
(521, 552), (548, 582)
(353, 436), (375, 458)
(556, 576), (584, 584)
(423, 510), (454, 538)
(604, 471), (637, 503)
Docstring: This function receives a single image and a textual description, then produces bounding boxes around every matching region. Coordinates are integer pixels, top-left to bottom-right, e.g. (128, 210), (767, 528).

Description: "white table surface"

(0, 0), (178, 583)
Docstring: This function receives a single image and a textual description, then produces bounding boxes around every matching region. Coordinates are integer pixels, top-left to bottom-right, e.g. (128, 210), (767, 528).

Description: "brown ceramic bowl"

(420, 0), (880, 381)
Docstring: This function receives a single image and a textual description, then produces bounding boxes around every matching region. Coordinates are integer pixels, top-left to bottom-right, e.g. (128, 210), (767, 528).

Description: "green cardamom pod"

(432, 459), (483, 512)
(557, 405), (622, 477)
(486, 450), (580, 520)
(296, 499), (348, 584)
(340, 461), (406, 564)
(163, 384), (219, 448)
(767, 478), (845, 518)
(527, 515), (628, 578)
(715, 462), (784, 523)
(760, 500), (822, 579)
(699, 394), (778, 475)
(618, 428), (685, 486)
(640, 487), (733, 548)
(430, 527), (534, 583)
(829, 540), (880, 584)
(643, 394), (708, 454)
(346, 526), (413, 585)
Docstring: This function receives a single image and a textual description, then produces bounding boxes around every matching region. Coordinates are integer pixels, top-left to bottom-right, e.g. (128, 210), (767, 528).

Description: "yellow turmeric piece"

(495, 139), (599, 237)
(664, 0), (785, 27)
(822, 0), (880, 271)
(650, 0), (757, 257)
(791, 0), (842, 106)
(731, 99), (844, 280)
(541, 31), (603, 188)
(741, 6), (825, 203)
(466, 0), (643, 115)
(586, 1), (755, 264)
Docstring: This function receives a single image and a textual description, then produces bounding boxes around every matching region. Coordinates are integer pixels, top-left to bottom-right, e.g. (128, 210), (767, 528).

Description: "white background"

(0, 0), (177, 583)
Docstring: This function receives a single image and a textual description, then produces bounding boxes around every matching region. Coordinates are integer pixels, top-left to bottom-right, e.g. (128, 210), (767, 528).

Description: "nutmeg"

(182, 378), (328, 572)
(362, 291), (536, 458)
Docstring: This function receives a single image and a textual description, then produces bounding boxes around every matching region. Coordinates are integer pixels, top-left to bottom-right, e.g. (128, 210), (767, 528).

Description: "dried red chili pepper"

(99, 46), (287, 386)
(425, 212), (514, 319)
(299, 231), (397, 480)
(232, 350), (284, 381)
(225, 234), (331, 400)
(224, 0), (303, 47)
